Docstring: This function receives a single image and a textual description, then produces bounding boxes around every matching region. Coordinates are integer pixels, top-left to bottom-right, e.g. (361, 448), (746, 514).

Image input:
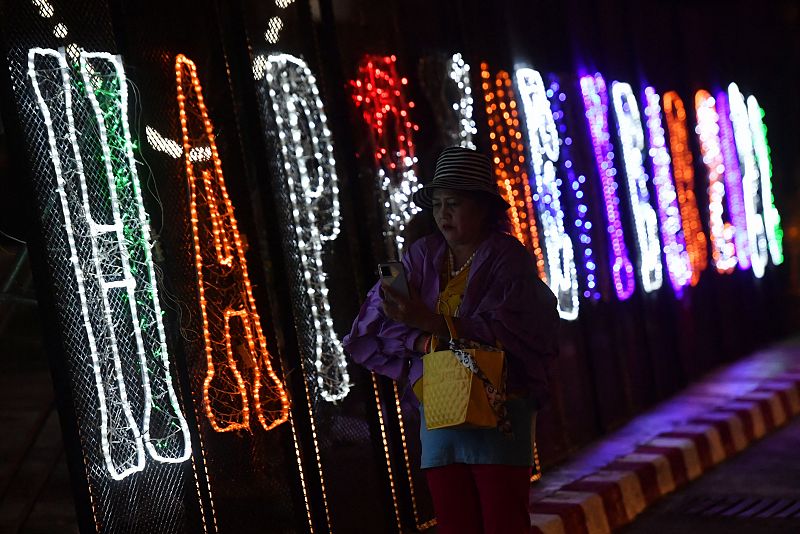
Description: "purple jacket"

(343, 231), (559, 406)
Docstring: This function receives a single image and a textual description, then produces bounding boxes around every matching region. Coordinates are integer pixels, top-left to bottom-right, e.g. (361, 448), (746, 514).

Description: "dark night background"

(0, 0), (797, 532)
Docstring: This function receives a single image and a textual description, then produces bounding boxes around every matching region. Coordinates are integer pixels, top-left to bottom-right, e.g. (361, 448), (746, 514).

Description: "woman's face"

(431, 189), (487, 246)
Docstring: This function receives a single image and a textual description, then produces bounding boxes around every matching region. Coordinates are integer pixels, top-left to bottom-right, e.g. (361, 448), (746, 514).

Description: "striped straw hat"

(412, 146), (511, 211)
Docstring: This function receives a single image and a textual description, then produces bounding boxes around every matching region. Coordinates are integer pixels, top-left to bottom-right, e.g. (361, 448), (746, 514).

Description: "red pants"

(424, 463), (531, 534)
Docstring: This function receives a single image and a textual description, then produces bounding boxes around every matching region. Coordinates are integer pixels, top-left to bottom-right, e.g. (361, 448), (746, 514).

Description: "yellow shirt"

(432, 264), (469, 349)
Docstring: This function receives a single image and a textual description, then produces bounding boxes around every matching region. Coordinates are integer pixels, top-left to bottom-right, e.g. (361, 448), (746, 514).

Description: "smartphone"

(378, 261), (410, 299)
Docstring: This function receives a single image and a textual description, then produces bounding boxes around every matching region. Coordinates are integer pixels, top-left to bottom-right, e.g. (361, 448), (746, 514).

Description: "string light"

(265, 17), (283, 44)
(253, 53), (346, 531)
(146, 125), (211, 162)
(643, 87), (692, 294)
(174, 54), (290, 432)
(350, 54), (421, 257)
(548, 76), (600, 300)
(257, 53), (350, 402)
(80, 51), (193, 466)
(747, 95), (783, 265)
(516, 67), (578, 319)
(28, 48), (191, 480)
(30, 47), (143, 480)
(715, 91), (751, 270)
(447, 53), (477, 149)
(694, 90), (738, 273)
(579, 73), (635, 300)
(370, 376), (403, 533)
(351, 54), (434, 530)
(420, 52), (476, 149)
(610, 81), (663, 292)
(31, 0), (54, 17)
(663, 91), (708, 286)
(728, 83), (769, 278)
(53, 22), (67, 38)
(481, 62), (545, 278)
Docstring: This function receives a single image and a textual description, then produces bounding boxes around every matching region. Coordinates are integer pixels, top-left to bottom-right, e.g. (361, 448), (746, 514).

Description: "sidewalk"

(529, 339), (800, 534)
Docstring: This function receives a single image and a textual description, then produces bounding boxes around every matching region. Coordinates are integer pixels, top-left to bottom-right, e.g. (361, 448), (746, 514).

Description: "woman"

(343, 146), (558, 534)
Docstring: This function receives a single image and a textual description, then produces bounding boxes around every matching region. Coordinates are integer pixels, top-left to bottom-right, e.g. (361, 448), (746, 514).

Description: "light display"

(351, 53), (435, 531)
(643, 87), (692, 294)
(256, 52), (350, 402)
(370, 376), (402, 532)
(610, 81), (663, 293)
(663, 91), (708, 286)
(515, 68), (578, 319)
(481, 63), (545, 278)
(694, 90), (738, 273)
(31, 0), (54, 18)
(265, 17), (283, 44)
(579, 73), (635, 300)
(747, 95), (783, 265)
(419, 52), (476, 149)
(174, 54), (290, 432)
(548, 76), (600, 300)
(263, 0), (297, 45)
(146, 125), (211, 162)
(447, 53), (477, 149)
(715, 91), (751, 270)
(31, 0), (67, 39)
(28, 47), (191, 480)
(350, 54), (421, 256)
(728, 83), (769, 278)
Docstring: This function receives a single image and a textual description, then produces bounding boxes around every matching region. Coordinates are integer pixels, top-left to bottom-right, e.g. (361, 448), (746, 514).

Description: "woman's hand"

(381, 283), (437, 332)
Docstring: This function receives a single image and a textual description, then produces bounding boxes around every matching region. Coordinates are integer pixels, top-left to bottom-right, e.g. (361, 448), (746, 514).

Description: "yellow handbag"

(414, 315), (507, 430)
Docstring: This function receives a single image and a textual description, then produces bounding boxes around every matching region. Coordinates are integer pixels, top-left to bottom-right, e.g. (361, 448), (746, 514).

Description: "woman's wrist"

(413, 332), (431, 353)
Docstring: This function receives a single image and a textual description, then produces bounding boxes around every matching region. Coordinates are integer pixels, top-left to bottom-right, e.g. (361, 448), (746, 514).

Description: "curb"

(529, 373), (800, 533)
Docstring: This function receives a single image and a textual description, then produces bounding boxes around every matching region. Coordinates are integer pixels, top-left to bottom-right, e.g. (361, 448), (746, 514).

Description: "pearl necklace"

(448, 248), (478, 278)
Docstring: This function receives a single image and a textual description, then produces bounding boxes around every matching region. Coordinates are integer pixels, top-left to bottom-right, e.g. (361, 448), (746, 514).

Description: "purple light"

(643, 87), (692, 296)
(715, 91), (751, 270)
(580, 73), (635, 300)
(549, 75), (600, 300)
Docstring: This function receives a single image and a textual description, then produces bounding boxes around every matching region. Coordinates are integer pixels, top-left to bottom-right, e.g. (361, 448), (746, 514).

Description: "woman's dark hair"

(465, 190), (512, 234)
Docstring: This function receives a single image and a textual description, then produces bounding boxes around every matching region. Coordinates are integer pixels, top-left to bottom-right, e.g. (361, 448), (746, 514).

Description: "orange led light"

(480, 63), (545, 279)
(175, 54), (290, 433)
(663, 91), (708, 286)
(371, 375), (403, 533)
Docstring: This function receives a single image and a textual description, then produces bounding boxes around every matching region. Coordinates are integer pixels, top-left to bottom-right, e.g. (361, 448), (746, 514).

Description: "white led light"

(28, 48), (191, 480)
(146, 125), (210, 162)
(611, 81), (663, 292)
(515, 68), (578, 320)
(728, 83), (769, 278)
(643, 87), (692, 293)
(31, 0), (54, 17)
(447, 53), (476, 149)
(53, 22), (67, 38)
(695, 91), (737, 273)
(746, 95), (783, 265)
(253, 55), (268, 81)
(80, 51), (192, 465)
(265, 16), (283, 44)
(257, 53), (349, 402)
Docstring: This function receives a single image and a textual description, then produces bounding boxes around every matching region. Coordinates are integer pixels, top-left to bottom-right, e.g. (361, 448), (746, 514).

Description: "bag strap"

(443, 314), (459, 341)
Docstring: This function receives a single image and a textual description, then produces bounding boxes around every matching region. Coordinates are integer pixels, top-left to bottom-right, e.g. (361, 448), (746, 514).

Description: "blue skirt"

(419, 397), (537, 469)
